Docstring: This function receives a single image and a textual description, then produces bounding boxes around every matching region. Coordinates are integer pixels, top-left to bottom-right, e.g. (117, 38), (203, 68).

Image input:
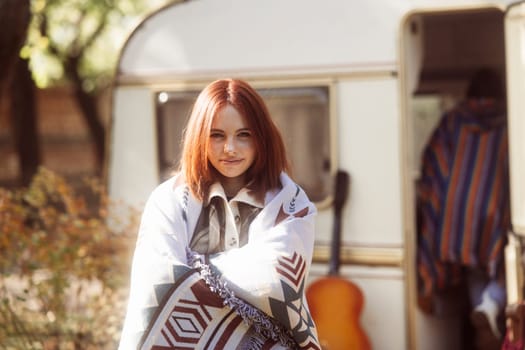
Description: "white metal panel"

(118, 0), (408, 76)
(506, 1), (525, 235)
(109, 87), (159, 207)
(337, 78), (403, 246)
(117, 0), (518, 79)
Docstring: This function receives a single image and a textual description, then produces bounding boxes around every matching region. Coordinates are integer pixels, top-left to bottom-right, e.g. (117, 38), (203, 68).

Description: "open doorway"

(403, 7), (507, 350)
(408, 8), (505, 178)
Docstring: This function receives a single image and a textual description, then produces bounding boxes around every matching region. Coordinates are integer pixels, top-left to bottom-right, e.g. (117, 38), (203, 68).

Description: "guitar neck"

(328, 209), (343, 276)
(327, 170), (349, 276)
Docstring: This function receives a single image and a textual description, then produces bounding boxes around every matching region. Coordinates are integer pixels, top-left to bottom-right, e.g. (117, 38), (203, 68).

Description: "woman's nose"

(224, 139), (235, 153)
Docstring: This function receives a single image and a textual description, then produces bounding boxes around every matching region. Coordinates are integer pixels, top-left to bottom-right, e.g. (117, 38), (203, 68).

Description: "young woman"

(119, 79), (321, 349)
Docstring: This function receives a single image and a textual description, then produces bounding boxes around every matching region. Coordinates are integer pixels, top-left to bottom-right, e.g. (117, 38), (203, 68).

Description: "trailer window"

(156, 85), (331, 202)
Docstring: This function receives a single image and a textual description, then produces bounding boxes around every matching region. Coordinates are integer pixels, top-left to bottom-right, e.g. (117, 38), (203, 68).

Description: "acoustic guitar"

(306, 170), (371, 350)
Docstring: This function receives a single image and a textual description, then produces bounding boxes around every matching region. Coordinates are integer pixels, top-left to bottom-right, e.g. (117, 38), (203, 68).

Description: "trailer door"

(505, 0), (525, 304)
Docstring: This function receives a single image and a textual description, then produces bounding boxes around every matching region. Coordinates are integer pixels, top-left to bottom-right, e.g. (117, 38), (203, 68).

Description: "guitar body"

(306, 171), (371, 350)
(306, 276), (371, 350)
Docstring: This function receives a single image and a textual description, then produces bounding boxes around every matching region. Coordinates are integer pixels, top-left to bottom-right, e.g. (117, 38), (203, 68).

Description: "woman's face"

(208, 105), (256, 191)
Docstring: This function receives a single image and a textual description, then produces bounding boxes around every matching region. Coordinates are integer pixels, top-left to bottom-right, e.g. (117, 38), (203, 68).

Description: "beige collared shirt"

(190, 183), (264, 254)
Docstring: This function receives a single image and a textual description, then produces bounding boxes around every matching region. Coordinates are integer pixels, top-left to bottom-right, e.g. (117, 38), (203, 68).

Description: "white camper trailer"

(109, 0), (525, 348)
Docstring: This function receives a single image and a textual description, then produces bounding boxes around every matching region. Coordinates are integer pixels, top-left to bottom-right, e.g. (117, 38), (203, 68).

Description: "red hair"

(180, 79), (289, 201)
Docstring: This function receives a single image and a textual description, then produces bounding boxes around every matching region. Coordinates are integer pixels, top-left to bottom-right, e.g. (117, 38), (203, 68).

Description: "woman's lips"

(221, 158), (242, 165)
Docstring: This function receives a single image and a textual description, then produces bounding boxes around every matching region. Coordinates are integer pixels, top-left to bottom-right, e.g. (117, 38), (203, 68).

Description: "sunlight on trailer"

(109, 1), (525, 349)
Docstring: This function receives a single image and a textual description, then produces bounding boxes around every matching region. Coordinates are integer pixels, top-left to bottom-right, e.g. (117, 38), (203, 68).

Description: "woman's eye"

(210, 132), (224, 139)
(237, 131), (252, 138)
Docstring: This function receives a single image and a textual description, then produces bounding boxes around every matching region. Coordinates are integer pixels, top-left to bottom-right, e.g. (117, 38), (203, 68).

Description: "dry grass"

(0, 168), (139, 349)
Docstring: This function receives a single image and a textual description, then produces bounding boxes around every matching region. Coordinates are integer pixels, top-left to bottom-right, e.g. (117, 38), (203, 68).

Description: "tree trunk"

(0, 0), (35, 186)
(65, 58), (106, 175)
(72, 85), (106, 175)
(0, 0), (30, 87)
(10, 56), (40, 186)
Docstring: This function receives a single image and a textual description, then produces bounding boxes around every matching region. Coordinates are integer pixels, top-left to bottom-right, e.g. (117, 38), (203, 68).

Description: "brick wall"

(0, 85), (109, 187)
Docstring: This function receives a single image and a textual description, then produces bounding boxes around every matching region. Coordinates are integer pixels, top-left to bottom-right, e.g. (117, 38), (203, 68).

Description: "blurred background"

(0, 1), (173, 348)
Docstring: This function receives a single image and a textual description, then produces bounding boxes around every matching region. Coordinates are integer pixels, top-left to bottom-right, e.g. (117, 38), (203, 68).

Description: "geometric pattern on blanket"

(141, 269), (285, 350)
(270, 253), (321, 350)
(139, 253), (321, 349)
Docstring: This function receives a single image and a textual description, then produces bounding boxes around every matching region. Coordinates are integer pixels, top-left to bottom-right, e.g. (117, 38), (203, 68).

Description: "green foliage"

(22, 0), (172, 90)
(0, 168), (140, 349)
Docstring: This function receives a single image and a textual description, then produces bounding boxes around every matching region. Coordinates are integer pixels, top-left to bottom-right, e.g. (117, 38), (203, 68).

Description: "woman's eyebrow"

(210, 128), (251, 132)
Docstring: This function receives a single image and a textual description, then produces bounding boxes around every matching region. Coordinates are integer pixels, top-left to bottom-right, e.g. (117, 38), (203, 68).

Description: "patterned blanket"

(119, 173), (321, 350)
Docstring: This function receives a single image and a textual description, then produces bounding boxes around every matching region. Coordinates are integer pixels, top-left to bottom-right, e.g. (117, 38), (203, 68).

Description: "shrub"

(0, 167), (139, 349)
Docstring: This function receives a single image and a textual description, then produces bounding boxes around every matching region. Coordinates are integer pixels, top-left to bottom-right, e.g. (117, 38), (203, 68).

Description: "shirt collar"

(206, 182), (264, 209)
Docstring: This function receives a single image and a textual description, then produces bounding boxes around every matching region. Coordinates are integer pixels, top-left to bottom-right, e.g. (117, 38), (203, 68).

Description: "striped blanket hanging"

(416, 99), (511, 301)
